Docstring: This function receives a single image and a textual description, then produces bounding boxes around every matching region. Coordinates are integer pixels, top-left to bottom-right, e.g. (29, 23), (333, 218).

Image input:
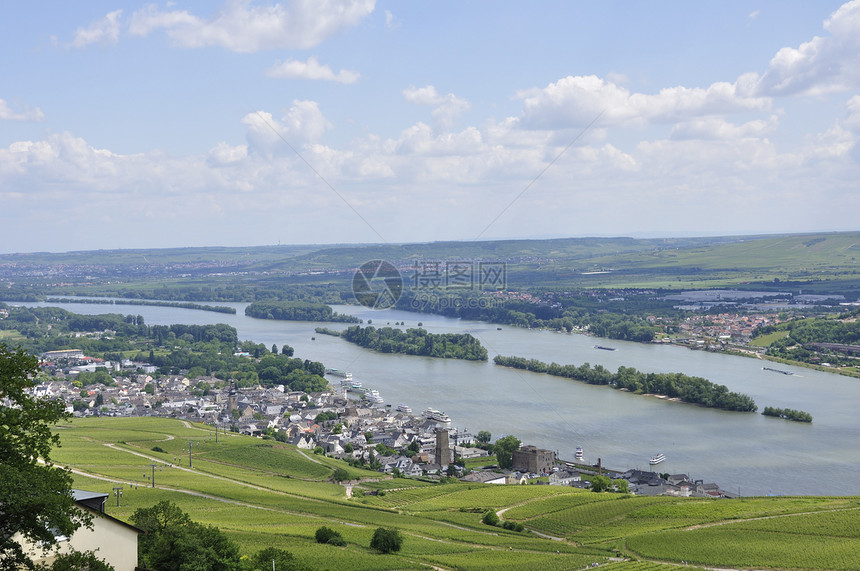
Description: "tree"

(493, 435), (521, 470)
(476, 430), (492, 444)
(1, 344), (89, 571)
(589, 475), (611, 492)
(243, 547), (307, 571)
(314, 526), (345, 546)
(370, 527), (403, 554)
(612, 478), (630, 494)
(131, 500), (241, 571)
(331, 468), (349, 482)
(482, 511), (499, 526)
(35, 549), (115, 571)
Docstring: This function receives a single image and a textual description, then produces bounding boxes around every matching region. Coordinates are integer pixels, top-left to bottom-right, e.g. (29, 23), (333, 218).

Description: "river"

(19, 299), (860, 496)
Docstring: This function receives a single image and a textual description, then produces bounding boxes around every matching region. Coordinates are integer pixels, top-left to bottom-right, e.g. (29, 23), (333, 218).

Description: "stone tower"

(227, 380), (238, 417)
(435, 428), (451, 467)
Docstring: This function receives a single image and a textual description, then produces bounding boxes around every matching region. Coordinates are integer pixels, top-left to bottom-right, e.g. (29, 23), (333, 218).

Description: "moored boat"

(396, 403), (412, 413)
(574, 446), (585, 461)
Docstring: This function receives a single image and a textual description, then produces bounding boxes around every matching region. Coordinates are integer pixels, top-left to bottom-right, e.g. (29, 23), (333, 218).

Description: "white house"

(24, 490), (140, 571)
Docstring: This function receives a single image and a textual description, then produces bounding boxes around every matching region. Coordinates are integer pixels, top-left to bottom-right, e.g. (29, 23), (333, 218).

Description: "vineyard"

(53, 417), (860, 570)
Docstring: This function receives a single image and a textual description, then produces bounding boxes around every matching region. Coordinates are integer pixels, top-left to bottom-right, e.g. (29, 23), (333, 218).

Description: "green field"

(53, 417), (860, 570)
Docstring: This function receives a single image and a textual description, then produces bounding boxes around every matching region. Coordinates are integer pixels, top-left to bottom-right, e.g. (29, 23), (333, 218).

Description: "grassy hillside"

(53, 417), (860, 570)
(4, 232), (858, 298)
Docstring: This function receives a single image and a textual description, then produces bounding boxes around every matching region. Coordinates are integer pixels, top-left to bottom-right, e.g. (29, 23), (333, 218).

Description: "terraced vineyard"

(55, 417), (860, 570)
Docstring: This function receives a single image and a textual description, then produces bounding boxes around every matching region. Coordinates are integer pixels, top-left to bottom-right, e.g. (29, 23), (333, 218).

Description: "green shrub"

(482, 510), (500, 526)
(315, 526), (346, 546)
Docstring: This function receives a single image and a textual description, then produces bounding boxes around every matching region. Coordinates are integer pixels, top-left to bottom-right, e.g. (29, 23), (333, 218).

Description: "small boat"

(762, 367), (794, 376)
(497, 327), (502, 330)
(363, 389), (384, 404)
(594, 345), (616, 351)
(396, 403), (412, 413)
(649, 453), (666, 465)
(574, 446), (584, 461)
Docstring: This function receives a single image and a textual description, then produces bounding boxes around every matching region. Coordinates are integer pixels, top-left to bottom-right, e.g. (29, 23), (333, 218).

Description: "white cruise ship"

(396, 403), (412, 413)
(421, 408), (451, 423)
(363, 389), (384, 404)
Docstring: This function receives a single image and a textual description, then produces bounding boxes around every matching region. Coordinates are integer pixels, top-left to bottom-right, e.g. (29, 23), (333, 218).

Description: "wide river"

(21, 300), (860, 496)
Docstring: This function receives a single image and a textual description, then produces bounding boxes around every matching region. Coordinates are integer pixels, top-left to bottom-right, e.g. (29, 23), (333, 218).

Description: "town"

(34, 348), (732, 499)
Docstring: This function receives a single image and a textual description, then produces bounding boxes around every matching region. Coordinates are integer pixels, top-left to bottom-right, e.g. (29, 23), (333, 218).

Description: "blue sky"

(1, 1), (858, 253)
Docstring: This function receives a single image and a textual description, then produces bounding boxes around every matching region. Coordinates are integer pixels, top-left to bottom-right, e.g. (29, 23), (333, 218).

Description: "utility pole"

(187, 440), (194, 468)
(148, 464), (159, 488)
(112, 486), (123, 507)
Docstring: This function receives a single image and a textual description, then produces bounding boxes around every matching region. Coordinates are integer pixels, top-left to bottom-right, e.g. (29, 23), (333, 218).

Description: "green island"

(325, 325), (489, 361)
(762, 406), (813, 423)
(245, 301), (360, 323)
(42, 417), (860, 570)
(45, 297), (237, 314)
(494, 355), (758, 412)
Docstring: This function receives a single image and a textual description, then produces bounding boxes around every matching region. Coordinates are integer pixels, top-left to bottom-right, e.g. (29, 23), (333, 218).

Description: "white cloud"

(0, 110), (856, 251)
(127, 5), (197, 36)
(751, 0), (860, 95)
(748, 10), (760, 21)
(670, 116), (779, 140)
(517, 75), (771, 130)
(208, 142), (249, 165)
(266, 57), (360, 83)
(0, 99), (45, 122)
(129, 0), (376, 53)
(845, 95), (860, 132)
(70, 10), (123, 48)
(241, 101), (333, 154)
(403, 85), (470, 130)
(384, 10), (398, 29)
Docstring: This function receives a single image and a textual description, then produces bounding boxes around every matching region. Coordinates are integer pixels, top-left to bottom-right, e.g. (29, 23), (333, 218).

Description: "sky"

(1, 1), (859, 254)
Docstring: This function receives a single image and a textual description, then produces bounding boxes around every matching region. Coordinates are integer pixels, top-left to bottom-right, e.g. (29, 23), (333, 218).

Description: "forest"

(396, 290), (659, 341)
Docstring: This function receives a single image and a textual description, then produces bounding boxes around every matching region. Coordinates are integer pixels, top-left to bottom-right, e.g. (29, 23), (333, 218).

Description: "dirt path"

(497, 499), (567, 541)
(685, 505), (860, 531)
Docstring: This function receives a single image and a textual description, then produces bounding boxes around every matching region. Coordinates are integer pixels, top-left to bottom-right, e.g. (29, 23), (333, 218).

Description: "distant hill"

(2, 231), (857, 293)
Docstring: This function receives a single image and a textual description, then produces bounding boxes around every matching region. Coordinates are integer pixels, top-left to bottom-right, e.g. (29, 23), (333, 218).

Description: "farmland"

(56, 417), (860, 570)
